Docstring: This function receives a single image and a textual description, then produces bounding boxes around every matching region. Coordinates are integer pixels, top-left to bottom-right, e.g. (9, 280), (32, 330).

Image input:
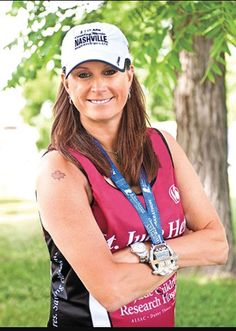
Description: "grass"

(175, 276), (236, 327)
(0, 199), (50, 327)
(0, 198), (236, 327)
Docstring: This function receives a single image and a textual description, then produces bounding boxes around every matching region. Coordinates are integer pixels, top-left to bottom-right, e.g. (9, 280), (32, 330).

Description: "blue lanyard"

(95, 140), (164, 245)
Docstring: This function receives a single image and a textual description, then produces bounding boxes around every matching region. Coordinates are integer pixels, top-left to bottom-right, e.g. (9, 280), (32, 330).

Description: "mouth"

(87, 97), (113, 104)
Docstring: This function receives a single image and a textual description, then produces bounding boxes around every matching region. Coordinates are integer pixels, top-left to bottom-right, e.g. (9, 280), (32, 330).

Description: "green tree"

(21, 68), (59, 149)
(4, 0), (236, 275)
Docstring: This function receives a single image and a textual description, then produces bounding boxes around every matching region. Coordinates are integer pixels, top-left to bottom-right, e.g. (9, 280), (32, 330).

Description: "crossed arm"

(36, 132), (228, 312)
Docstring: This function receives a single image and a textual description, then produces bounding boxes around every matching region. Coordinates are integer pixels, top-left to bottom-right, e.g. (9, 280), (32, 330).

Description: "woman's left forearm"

(113, 222), (228, 270)
(166, 221), (229, 268)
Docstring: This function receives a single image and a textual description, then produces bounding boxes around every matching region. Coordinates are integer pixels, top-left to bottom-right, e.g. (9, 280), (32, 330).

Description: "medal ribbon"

(95, 140), (164, 245)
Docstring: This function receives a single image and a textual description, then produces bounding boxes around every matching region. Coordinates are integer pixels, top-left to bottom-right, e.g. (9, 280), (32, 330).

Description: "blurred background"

(0, 0), (235, 327)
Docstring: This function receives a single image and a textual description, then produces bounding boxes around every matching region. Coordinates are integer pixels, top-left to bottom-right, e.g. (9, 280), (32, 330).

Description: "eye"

(77, 72), (91, 78)
(104, 69), (118, 76)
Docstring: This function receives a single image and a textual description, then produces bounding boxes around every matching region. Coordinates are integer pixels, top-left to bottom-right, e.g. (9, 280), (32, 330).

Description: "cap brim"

(63, 47), (130, 78)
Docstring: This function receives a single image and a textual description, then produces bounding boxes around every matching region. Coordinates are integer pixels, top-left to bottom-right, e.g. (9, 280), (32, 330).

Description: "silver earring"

(68, 95), (72, 104)
(128, 88), (131, 99)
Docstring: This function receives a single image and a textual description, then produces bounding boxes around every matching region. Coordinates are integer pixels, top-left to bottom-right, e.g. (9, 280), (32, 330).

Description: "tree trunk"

(174, 35), (235, 276)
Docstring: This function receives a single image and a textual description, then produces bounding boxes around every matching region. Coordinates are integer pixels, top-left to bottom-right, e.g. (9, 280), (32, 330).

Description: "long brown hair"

(49, 72), (159, 186)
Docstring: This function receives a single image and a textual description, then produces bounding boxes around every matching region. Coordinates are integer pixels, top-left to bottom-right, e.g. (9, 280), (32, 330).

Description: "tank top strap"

(147, 127), (174, 169)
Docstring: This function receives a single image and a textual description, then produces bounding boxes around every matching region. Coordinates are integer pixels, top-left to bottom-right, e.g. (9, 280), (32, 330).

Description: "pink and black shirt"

(41, 128), (186, 327)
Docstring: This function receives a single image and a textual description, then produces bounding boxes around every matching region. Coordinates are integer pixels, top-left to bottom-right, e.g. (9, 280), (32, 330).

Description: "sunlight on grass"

(0, 198), (38, 222)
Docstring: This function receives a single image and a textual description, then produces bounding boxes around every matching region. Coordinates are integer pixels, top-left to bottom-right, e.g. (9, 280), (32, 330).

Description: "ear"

(61, 73), (70, 93)
(127, 64), (134, 86)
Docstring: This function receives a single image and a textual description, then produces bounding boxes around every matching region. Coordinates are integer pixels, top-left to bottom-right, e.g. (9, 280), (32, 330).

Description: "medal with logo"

(95, 139), (178, 276)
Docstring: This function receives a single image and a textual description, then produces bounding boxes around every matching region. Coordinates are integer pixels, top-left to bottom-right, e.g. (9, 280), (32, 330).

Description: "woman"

(36, 22), (229, 327)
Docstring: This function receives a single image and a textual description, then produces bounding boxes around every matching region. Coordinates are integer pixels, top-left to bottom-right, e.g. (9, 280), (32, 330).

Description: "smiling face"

(62, 61), (134, 128)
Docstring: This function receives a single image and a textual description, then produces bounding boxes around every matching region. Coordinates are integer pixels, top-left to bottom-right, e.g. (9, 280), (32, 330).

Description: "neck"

(81, 120), (119, 152)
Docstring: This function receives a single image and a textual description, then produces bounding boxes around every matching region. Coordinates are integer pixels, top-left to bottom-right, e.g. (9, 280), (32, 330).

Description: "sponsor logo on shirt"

(169, 185), (180, 204)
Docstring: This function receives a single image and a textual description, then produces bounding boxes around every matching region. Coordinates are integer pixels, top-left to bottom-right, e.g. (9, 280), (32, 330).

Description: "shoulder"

(148, 128), (177, 166)
(153, 129), (192, 171)
(160, 130), (187, 162)
(37, 150), (77, 180)
(36, 150), (91, 200)
(148, 127), (176, 147)
(157, 129), (177, 149)
(159, 130), (201, 188)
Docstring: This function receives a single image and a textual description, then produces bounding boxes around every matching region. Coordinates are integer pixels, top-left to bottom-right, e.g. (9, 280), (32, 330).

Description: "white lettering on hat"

(74, 28), (108, 50)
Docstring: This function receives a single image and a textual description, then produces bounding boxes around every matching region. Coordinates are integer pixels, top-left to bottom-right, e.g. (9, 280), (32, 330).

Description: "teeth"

(89, 98), (111, 104)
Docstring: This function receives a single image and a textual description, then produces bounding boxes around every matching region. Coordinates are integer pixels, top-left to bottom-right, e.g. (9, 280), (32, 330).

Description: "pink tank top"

(69, 128), (186, 327)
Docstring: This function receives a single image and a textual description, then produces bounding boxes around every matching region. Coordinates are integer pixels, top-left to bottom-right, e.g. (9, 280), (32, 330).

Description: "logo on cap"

(74, 28), (108, 50)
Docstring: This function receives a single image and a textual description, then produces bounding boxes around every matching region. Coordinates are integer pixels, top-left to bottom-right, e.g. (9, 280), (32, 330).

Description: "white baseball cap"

(61, 22), (132, 78)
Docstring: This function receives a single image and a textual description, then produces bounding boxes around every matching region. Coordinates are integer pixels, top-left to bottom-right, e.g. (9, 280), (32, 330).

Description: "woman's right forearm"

(100, 258), (173, 312)
(98, 242), (172, 312)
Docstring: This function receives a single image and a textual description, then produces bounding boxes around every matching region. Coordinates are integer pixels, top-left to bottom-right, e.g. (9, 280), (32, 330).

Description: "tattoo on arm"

(51, 170), (66, 180)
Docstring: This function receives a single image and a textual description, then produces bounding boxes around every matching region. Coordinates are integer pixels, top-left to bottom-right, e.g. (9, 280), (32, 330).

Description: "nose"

(91, 76), (107, 93)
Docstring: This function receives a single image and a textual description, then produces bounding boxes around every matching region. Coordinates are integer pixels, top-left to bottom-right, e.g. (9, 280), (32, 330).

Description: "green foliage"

(20, 68), (59, 149)
(5, 0), (236, 89)
(3, 0), (236, 147)
(4, 1), (79, 88)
